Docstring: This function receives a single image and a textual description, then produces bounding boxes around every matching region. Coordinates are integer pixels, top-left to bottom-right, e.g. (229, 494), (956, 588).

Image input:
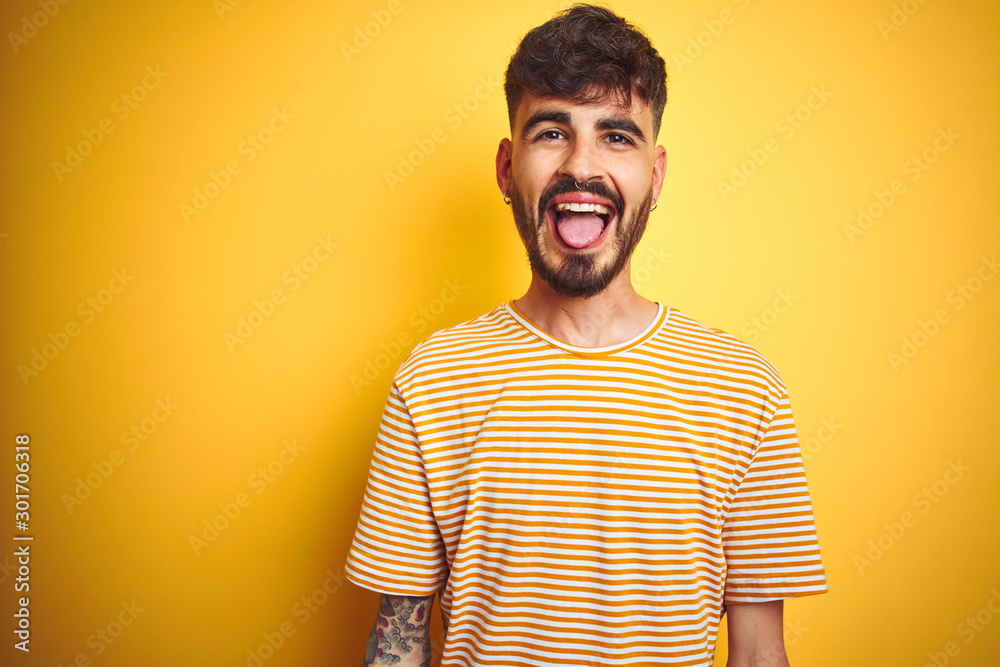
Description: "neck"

(512, 263), (659, 348)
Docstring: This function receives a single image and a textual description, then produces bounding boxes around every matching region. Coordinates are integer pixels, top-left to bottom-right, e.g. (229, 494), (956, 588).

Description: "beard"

(509, 177), (653, 299)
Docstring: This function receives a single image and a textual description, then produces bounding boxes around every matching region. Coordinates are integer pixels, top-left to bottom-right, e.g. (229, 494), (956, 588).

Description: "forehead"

(513, 91), (653, 135)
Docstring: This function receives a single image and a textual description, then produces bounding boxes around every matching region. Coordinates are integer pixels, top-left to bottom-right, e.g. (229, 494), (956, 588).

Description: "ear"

(496, 137), (513, 200)
(651, 144), (667, 203)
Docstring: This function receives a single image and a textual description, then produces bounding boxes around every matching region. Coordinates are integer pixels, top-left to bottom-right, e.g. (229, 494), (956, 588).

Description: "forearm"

(725, 600), (789, 667)
(725, 645), (789, 667)
(362, 593), (434, 667)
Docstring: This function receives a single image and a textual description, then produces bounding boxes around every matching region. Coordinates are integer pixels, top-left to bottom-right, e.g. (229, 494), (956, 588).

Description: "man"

(346, 4), (827, 666)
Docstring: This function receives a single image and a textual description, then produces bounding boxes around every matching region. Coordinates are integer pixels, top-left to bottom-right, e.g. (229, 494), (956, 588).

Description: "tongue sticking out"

(555, 213), (604, 249)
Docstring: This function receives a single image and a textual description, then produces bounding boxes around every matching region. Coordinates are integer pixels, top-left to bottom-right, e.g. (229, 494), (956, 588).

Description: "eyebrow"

(520, 110), (571, 140)
(520, 109), (647, 145)
(596, 117), (646, 145)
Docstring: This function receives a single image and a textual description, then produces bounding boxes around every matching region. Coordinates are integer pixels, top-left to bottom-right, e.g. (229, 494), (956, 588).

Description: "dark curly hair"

(504, 3), (668, 138)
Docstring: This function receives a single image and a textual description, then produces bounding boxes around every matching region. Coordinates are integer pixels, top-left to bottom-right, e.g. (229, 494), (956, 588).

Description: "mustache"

(536, 178), (625, 226)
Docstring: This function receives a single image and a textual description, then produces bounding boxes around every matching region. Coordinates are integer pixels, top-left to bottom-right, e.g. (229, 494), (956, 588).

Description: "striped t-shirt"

(346, 300), (827, 666)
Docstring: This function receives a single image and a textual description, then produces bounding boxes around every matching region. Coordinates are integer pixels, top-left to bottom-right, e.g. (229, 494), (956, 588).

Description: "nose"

(558, 137), (605, 187)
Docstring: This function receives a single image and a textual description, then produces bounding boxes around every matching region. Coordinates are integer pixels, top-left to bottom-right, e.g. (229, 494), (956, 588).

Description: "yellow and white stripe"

(346, 301), (827, 666)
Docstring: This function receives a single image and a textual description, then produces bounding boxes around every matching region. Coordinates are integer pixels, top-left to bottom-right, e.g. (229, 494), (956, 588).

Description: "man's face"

(496, 91), (666, 299)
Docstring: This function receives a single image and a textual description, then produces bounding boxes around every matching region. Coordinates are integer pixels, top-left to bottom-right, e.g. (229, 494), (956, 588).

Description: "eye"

(537, 129), (565, 141)
(606, 133), (634, 145)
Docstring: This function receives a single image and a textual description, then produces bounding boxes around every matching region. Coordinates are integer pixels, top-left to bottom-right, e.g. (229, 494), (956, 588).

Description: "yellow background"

(2, 0), (998, 665)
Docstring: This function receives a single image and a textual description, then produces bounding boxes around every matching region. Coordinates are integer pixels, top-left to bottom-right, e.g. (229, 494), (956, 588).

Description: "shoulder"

(392, 303), (521, 387)
(661, 307), (787, 397)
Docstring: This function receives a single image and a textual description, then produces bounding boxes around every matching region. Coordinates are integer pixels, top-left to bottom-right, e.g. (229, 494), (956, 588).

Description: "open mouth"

(546, 201), (616, 249)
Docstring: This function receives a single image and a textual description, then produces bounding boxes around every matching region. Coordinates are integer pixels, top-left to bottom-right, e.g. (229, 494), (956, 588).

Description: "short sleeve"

(345, 381), (448, 596)
(722, 388), (828, 604)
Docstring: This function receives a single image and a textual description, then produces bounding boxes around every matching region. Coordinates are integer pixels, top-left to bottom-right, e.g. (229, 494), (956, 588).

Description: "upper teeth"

(556, 202), (611, 215)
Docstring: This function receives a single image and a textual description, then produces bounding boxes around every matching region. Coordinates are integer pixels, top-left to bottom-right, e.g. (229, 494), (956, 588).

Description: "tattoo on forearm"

(362, 594), (433, 667)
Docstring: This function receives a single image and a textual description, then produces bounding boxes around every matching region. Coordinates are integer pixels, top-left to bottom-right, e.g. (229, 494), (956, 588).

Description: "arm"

(362, 593), (435, 667)
(725, 599), (788, 667)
